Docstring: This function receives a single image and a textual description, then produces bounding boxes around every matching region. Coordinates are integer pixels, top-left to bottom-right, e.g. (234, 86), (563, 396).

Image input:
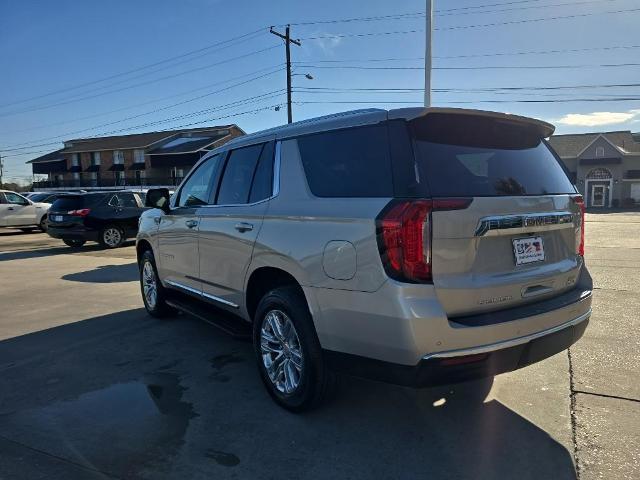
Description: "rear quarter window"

(296, 124), (393, 198)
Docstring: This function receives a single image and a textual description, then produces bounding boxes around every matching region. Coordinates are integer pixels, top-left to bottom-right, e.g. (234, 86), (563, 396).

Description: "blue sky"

(1, 0), (639, 180)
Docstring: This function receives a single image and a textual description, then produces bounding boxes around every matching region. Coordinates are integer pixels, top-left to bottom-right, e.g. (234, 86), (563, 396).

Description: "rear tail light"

(68, 208), (91, 217)
(377, 198), (472, 283)
(572, 195), (585, 256)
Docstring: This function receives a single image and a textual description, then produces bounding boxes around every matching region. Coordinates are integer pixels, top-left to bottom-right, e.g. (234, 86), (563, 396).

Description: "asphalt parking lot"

(0, 213), (638, 480)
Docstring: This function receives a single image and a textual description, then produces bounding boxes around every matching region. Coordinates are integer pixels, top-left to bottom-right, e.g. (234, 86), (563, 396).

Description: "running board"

(165, 295), (251, 340)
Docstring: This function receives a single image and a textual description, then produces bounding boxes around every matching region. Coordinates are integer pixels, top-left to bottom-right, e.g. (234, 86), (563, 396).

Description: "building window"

(133, 149), (145, 164)
(586, 168), (612, 180)
(71, 154), (79, 167)
(135, 170), (145, 185)
(113, 150), (124, 165)
(114, 170), (124, 185)
(595, 146), (605, 157)
(92, 152), (101, 166)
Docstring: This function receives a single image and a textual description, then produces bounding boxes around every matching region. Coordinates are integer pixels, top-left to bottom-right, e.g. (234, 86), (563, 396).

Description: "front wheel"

(63, 238), (86, 248)
(99, 225), (124, 248)
(139, 250), (176, 318)
(253, 286), (335, 412)
(39, 215), (48, 232)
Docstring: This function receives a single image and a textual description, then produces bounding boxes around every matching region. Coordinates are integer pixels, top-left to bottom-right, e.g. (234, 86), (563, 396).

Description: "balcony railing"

(33, 176), (184, 190)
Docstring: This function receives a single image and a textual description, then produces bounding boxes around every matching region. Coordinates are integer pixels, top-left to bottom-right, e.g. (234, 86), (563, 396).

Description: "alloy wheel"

(260, 309), (304, 395)
(103, 228), (122, 247)
(142, 261), (157, 309)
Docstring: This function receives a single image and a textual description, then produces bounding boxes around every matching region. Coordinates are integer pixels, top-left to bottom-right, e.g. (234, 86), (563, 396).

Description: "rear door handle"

(234, 222), (253, 233)
(185, 219), (199, 229)
(7, 207), (14, 211)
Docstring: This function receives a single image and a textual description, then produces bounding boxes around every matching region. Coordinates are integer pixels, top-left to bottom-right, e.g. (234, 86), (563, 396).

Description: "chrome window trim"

(196, 140), (281, 210)
(165, 280), (239, 309)
(423, 309), (591, 360)
(474, 211), (574, 237)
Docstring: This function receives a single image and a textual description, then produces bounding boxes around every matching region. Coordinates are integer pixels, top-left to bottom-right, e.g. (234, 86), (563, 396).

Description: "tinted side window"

(0, 193), (6, 204)
(217, 144), (263, 205)
(297, 125), (393, 197)
(4, 192), (29, 205)
(119, 192), (138, 208)
(177, 154), (221, 207)
(249, 141), (275, 203)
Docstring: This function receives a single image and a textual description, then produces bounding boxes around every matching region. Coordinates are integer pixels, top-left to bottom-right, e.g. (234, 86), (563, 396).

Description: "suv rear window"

(409, 115), (575, 197)
(297, 124), (393, 198)
(51, 194), (106, 210)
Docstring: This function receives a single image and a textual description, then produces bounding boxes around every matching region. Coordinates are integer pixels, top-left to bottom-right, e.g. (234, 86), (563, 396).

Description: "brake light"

(572, 195), (585, 256)
(377, 198), (472, 283)
(68, 208), (91, 217)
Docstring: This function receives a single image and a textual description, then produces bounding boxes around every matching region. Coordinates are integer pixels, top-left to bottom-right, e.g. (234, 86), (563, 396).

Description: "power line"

(0, 44), (281, 118)
(286, 0), (623, 26)
(4, 103), (284, 160)
(0, 67), (285, 151)
(294, 83), (640, 92)
(0, 28), (267, 110)
(1, 90), (286, 154)
(437, 5), (640, 31)
(296, 62), (640, 70)
(295, 97), (640, 105)
(2, 61), (284, 136)
(301, 6), (640, 39)
(293, 44), (640, 62)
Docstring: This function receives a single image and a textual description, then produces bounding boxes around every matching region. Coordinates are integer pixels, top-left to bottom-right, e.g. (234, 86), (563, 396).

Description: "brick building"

(28, 125), (244, 190)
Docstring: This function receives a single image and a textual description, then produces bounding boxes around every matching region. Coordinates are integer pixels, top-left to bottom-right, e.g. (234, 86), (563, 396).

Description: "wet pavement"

(0, 217), (638, 479)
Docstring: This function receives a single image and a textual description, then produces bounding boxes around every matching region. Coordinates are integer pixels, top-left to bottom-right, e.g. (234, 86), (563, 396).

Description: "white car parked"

(0, 190), (51, 232)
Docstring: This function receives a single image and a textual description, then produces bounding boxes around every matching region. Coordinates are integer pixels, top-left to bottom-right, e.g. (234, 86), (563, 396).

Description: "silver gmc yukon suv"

(137, 108), (592, 411)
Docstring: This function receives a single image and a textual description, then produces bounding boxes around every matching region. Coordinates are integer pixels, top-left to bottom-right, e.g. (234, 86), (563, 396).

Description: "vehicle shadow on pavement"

(0, 245), (104, 261)
(0, 309), (576, 480)
(0, 230), (42, 237)
(61, 263), (139, 283)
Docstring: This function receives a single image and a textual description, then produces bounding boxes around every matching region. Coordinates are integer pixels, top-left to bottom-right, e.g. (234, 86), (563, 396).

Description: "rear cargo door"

(408, 112), (583, 317)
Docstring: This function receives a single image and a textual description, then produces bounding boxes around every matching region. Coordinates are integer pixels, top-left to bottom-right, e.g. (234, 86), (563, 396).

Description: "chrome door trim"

(201, 291), (239, 309)
(474, 211), (574, 237)
(165, 280), (239, 309)
(423, 309), (591, 360)
(166, 280), (201, 296)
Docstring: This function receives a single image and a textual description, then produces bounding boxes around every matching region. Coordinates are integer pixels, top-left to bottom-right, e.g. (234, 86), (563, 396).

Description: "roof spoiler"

(389, 107), (555, 139)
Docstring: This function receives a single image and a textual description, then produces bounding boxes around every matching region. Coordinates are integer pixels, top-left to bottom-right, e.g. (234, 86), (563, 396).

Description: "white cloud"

(311, 34), (343, 55)
(555, 110), (640, 127)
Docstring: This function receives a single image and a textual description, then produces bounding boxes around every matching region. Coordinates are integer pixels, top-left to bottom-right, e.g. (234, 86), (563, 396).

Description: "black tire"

(139, 249), (176, 318)
(63, 238), (86, 248)
(39, 215), (48, 232)
(99, 225), (125, 248)
(253, 286), (335, 412)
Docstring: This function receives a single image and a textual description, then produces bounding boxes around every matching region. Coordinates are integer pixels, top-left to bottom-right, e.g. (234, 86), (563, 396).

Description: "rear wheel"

(99, 225), (124, 248)
(253, 286), (335, 412)
(140, 250), (176, 318)
(63, 238), (86, 248)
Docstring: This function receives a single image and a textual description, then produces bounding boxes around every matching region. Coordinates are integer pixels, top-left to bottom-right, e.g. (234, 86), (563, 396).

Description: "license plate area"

(52, 215), (64, 222)
(512, 236), (545, 266)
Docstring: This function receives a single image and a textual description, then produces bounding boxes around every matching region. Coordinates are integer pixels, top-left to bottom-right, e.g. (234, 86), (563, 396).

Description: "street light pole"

(424, 0), (433, 107)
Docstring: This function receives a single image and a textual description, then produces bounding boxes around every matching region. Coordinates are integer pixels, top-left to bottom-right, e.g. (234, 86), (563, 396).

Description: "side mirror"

(145, 188), (171, 213)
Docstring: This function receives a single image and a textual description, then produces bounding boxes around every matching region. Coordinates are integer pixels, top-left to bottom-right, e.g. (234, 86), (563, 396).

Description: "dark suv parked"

(48, 191), (147, 248)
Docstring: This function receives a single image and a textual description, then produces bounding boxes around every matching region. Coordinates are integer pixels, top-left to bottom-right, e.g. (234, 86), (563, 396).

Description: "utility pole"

(424, 0), (433, 107)
(0, 154), (3, 188)
(270, 25), (301, 124)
